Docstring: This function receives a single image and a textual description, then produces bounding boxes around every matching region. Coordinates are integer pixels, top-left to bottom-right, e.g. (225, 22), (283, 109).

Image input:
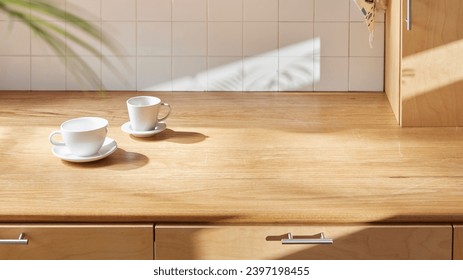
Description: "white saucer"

(121, 121), (167, 138)
(51, 137), (118, 163)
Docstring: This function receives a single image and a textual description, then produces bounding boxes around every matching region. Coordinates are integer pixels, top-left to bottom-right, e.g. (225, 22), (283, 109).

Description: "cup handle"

(158, 102), (171, 122)
(49, 130), (65, 146)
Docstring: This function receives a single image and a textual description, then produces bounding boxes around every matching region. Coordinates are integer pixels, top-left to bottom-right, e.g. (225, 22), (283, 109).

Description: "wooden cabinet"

(454, 225), (463, 260)
(385, 0), (463, 126)
(155, 224), (452, 260)
(0, 224), (153, 260)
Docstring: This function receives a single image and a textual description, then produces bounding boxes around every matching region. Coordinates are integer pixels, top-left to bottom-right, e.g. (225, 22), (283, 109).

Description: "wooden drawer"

(155, 224), (452, 260)
(0, 224), (153, 260)
(454, 225), (463, 260)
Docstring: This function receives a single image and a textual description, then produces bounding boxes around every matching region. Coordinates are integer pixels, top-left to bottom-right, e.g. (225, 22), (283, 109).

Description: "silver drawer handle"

(282, 232), (333, 245)
(406, 0), (412, 31)
(0, 233), (29, 245)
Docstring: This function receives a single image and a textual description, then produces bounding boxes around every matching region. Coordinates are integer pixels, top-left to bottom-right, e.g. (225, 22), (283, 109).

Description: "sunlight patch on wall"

(166, 37), (321, 92)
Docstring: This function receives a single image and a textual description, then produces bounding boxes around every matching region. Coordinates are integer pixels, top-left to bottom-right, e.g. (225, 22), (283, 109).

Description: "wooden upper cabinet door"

(0, 224), (154, 260)
(401, 0), (463, 126)
(454, 225), (463, 260)
(155, 225), (452, 260)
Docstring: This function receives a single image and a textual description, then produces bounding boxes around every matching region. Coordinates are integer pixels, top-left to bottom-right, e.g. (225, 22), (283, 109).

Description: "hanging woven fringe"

(353, 0), (387, 48)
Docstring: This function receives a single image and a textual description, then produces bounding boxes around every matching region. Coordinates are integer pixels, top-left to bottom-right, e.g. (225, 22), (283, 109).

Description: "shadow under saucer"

(130, 128), (208, 144)
(62, 148), (149, 170)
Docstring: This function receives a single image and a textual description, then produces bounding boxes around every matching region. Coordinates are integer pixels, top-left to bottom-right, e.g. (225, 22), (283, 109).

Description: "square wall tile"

(314, 0), (349, 22)
(350, 0), (385, 22)
(31, 21), (66, 56)
(244, 0), (278, 21)
(66, 56), (102, 90)
(173, 0), (207, 21)
(279, 0), (314, 22)
(102, 56), (136, 90)
(102, 22), (136, 56)
(208, 0), (243, 21)
(173, 22), (207, 56)
(137, 22), (172, 56)
(244, 56), (278, 91)
(279, 23), (314, 57)
(208, 22), (242, 56)
(0, 57), (31, 90)
(0, 21), (30, 55)
(31, 56), (66, 90)
(314, 57), (348, 91)
(350, 22), (384, 57)
(208, 57), (243, 91)
(137, 57), (172, 91)
(314, 22), (348, 56)
(349, 57), (384, 91)
(66, 0), (101, 21)
(137, 0), (172, 21)
(279, 56), (315, 91)
(102, 0), (136, 21)
(172, 57), (208, 91)
(244, 22), (278, 57)
(66, 22), (101, 56)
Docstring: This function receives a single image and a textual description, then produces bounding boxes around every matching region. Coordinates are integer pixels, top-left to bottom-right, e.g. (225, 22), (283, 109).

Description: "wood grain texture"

(0, 224), (153, 259)
(400, 0), (463, 126)
(1, 91), (463, 224)
(155, 224), (452, 260)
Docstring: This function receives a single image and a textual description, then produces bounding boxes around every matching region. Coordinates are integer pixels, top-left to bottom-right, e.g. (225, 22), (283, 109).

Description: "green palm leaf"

(0, 0), (126, 91)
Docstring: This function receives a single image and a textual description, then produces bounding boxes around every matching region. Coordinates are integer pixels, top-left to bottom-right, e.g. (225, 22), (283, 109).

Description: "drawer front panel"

(0, 224), (153, 260)
(454, 225), (463, 260)
(155, 225), (452, 260)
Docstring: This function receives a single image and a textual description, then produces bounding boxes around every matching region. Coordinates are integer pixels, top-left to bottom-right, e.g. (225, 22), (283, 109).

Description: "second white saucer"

(121, 121), (167, 137)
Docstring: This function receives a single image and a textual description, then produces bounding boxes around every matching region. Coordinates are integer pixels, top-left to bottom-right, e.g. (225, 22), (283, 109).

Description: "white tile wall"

(0, 0), (384, 91)
(172, 0), (207, 21)
(137, 22), (172, 56)
(280, 0), (314, 22)
(66, 56), (101, 90)
(208, 57), (243, 91)
(244, 22), (279, 57)
(137, 57), (172, 91)
(102, 0), (136, 21)
(208, 0), (242, 21)
(0, 21), (30, 55)
(244, 0), (278, 21)
(172, 57), (208, 91)
(244, 57), (279, 91)
(0, 57), (31, 90)
(208, 22), (242, 56)
(137, 0), (172, 21)
(31, 56), (66, 90)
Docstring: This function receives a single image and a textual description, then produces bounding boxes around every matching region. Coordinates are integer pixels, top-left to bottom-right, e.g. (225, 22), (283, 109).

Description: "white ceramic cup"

(126, 96), (171, 131)
(49, 117), (108, 157)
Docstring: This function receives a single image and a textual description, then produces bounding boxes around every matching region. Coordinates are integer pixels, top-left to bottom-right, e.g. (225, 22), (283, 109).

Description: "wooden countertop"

(1, 91), (463, 224)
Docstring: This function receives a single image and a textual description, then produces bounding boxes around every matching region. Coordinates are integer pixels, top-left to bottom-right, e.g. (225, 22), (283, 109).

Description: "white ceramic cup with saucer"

(126, 96), (171, 131)
(49, 117), (108, 157)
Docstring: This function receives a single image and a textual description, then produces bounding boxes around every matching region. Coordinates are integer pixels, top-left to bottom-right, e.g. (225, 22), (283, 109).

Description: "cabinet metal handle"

(282, 232), (333, 245)
(0, 233), (29, 245)
(406, 0), (412, 31)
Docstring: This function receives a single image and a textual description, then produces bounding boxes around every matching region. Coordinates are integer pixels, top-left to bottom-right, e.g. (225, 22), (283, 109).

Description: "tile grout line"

(170, 0), (174, 92)
(242, 0), (244, 92)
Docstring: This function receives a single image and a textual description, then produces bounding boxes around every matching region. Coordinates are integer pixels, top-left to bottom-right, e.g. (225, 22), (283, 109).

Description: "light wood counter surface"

(1, 91), (463, 224)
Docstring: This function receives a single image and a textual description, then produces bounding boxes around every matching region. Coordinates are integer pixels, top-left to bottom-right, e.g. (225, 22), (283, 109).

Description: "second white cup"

(127, 96), (171, 131)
